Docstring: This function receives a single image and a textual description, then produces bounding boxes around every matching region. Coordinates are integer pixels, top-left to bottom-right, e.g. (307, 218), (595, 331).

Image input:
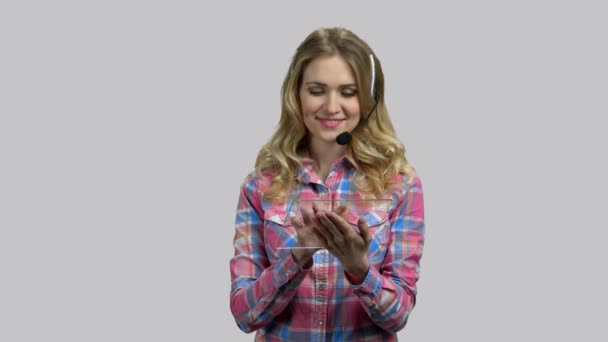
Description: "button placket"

(313, 250), (328, 333)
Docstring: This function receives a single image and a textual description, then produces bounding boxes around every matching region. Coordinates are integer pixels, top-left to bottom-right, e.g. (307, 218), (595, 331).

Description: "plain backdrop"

(1, 1), (606, 341)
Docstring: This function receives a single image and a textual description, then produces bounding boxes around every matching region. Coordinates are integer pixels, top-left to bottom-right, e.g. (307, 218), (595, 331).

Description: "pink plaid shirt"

(229, 156), (425, 341)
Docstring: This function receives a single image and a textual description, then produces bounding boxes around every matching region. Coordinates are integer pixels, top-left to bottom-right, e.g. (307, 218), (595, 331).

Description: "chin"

(321, 134), (342, 145)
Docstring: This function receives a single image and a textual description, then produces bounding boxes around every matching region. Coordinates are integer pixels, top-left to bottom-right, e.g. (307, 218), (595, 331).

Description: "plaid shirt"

(229, 156), (425, 341)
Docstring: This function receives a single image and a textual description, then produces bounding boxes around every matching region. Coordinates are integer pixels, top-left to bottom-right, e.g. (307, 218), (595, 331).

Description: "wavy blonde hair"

(255, 27), (413, 199)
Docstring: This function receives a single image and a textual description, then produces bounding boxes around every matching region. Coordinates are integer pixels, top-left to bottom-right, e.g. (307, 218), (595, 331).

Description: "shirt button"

(319, 321), (323, 325)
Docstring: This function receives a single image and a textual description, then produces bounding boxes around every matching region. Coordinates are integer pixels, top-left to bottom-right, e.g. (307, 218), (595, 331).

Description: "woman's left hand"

(313, 206), (372, 284)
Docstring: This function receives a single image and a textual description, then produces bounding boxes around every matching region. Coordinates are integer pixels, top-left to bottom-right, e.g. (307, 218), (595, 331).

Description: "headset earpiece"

(335, 53), (380, 146)
(369, 54), (376, 99)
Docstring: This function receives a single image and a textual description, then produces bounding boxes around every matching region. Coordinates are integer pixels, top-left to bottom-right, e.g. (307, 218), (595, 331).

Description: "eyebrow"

(305, 81), (357, 88)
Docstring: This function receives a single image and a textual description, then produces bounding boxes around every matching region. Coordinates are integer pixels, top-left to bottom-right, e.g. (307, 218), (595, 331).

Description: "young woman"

(229, 27), (425, 341)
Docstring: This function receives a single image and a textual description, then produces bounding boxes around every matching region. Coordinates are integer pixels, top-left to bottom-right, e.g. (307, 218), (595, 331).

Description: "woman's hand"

(290, 205), (325, 266)
(313, 206), (372, 284)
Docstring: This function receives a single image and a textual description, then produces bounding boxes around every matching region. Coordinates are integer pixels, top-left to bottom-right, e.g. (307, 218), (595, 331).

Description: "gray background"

(1, 0), (606, 341)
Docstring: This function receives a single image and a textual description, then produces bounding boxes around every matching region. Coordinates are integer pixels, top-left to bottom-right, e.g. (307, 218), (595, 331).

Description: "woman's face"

(299, 54), (361, 146)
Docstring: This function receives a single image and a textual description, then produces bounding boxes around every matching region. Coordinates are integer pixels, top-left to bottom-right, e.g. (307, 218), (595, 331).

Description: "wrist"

(291, 249), (315, 267)
(344, 260), (370, 285)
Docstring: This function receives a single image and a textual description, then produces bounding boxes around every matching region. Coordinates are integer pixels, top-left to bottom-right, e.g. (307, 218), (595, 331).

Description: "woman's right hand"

(290, 205), (326, 266)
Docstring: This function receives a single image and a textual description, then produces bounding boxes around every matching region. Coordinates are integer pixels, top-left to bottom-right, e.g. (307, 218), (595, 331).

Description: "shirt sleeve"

(229, 174), (311, 333)
(351, 171), (425, 332)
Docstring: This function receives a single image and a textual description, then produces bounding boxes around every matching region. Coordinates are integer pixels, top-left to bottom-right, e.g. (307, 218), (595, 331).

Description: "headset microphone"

(336, 54), (379, 146)
(335, 131), (352, 145)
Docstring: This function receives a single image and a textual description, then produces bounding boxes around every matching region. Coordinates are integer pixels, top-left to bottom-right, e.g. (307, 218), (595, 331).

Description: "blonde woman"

(229, 27), (425, 341)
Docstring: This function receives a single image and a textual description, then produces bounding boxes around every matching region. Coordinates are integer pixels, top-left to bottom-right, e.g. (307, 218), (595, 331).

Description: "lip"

(317, 117), (345, 129)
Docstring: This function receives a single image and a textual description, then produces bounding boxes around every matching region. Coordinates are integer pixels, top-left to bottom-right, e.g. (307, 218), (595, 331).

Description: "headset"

(335, 53), (380, 145)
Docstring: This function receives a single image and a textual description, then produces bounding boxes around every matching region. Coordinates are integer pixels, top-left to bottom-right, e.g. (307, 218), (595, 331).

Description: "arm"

(351, 173), (425, 332)
(229, 175), (311, 333)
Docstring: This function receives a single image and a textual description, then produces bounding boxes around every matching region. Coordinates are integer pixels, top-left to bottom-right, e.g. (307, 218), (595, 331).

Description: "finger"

(315, 213), (345, 247)
(312, 201), (325, 215)
(313, 217), (333, 244)
(290, 216), (304, 228)
(334, 205), (349, 219)
(312, 226), (330, 248)
(326, 211), (355, 237)
(320, 212), (350, 246)
(358, 218), (372, 245)
(301, 206), (315, 226)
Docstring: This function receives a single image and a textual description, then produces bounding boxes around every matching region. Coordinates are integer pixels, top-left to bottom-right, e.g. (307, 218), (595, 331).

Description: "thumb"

(291, 216), (304, 229)
(358, 218), (371, 245)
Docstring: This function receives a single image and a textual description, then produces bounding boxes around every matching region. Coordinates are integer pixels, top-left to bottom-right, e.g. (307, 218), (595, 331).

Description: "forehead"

(301, 55), (356, 85)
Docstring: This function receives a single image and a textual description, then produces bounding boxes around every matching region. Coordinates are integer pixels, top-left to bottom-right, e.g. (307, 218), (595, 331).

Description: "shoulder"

(239, 169), (274, 195)
(388, 165), (423, 197)
(405, 165), (423, 189)
(385, 166), (424, 220)
(394, 164), (422, 186)
(237, 170), (275, 215)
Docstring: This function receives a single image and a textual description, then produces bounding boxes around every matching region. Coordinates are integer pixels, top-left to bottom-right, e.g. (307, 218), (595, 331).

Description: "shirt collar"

(297, 149), (352, 185)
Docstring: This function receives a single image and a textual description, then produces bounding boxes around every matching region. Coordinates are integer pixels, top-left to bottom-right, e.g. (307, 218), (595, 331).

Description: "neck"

(308, 139), (346, 181)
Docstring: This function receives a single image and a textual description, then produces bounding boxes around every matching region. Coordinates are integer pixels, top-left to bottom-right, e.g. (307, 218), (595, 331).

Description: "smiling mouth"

(317, 117), (345, 128)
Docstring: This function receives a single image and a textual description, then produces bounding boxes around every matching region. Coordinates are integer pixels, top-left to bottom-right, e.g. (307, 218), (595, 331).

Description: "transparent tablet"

(277, 198), (392, 250)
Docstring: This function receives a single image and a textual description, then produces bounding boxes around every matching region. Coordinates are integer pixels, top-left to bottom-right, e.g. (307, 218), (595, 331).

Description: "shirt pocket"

(263, 208), (296, 264)
(344, 205), (391, 267)
(366, 220), (391, 267)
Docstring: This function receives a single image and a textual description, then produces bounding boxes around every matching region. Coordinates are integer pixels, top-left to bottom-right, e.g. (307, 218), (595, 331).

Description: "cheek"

(300, 95), (321, 117)
(345, 100), (361, 117)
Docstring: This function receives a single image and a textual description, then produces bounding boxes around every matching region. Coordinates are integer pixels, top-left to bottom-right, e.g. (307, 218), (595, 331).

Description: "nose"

(325, 93), (340, 114)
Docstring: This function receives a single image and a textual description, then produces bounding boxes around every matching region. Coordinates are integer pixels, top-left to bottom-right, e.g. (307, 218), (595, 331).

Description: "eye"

(341, 89), (357, 97)
(308, 87), (324, 96)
